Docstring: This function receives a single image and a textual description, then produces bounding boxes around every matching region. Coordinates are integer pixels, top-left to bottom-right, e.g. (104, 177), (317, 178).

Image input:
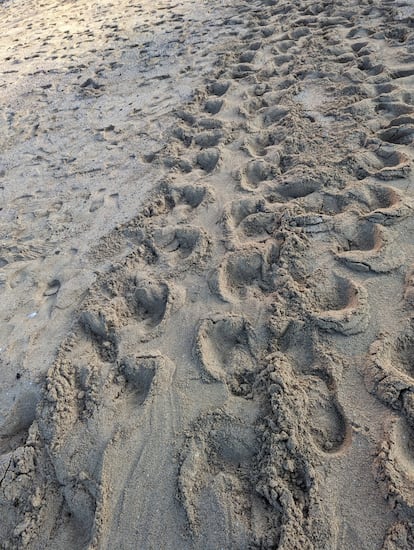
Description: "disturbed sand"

(1, 0), (414, 548)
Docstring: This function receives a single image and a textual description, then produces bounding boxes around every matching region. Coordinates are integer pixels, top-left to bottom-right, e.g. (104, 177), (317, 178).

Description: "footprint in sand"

(277, 327), (350, 455)
(375, 97), (413, 119)
(37, 348), (177, 548)
(305, 374), (350, 454)
(223, 197), (281, 245)
(210, 242), (280, 302)
(310, 273), (370, 336)
(274, 172), (321, 201)
(195, 314), (260, 396)
(131, 278), (171, 337)
(207, 80), (230, 97)
(237, 159), (279, 192)
(142, 181), (211, 219)
(352, 147), (411, 181)
(153, 224), (211, 272)
(194, 129), (224, 149)
(80, 310), (118, 362)
(179, 411), (278, 549)
(79, 249), (186, 344)
(204, 98), (224, 115)
(196, 147), (220, 172)
(379, 119), (414, 145)
(366, 326), (414, 424)
(319, 182), (413, 225)
(334, 220), (405, 273)
(362, 183), (414, 226)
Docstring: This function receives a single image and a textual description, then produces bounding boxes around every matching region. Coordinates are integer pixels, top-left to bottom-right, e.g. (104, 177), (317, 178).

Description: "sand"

(0, 0), (414, 548)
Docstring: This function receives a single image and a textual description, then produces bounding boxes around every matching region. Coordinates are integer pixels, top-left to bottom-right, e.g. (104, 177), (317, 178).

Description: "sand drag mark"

(1, 0), (414, 548)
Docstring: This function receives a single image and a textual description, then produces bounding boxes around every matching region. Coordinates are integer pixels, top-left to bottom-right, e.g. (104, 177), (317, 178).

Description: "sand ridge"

(1, 0), (414, 548)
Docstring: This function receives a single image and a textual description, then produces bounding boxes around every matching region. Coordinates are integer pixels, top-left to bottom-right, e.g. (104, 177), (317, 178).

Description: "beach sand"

(1, 0), (414, 548)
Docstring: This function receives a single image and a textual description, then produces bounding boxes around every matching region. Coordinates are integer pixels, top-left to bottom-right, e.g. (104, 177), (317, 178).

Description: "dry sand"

(0, 0), (414, 548)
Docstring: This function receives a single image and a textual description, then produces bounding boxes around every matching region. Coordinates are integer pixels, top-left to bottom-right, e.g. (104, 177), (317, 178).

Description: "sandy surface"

(0, 0), (414, 548)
